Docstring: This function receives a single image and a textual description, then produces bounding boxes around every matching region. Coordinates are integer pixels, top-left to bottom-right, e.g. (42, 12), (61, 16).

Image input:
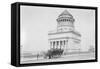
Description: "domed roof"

(59, 10), (73, 18)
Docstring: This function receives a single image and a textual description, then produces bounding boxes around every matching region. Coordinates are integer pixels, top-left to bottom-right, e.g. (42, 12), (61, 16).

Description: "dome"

(57, 10), (75, 22)
(58, 10), (73, 18)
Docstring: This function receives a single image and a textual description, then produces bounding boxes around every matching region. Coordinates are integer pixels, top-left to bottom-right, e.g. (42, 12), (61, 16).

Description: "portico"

(49, 39), (68, 49)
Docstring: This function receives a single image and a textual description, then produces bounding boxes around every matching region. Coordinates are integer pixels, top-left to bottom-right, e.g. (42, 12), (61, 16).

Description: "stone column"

(50, 41), (51, 49)
(60, 40), (62, 49)
(63, 40), (65, 49)
(65, 40), (68, 50)
(52, 41), (53, 49)
(55, 41), (57, 49)
(57, 41), (59, 49)
(56, 41), (57, 49)
(53, 41), (55, 49)
(58, 41), (60, 49)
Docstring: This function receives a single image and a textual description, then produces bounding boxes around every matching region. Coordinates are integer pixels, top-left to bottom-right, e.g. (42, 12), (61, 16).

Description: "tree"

(88, 46), (95, 52)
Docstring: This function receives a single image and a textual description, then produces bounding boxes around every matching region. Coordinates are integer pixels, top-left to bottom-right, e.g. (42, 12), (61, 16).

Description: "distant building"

(48, 10), (81, 52)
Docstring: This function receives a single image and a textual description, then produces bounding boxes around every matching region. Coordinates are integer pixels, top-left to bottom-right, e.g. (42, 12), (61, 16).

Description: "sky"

(20, 5), (95, 53)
